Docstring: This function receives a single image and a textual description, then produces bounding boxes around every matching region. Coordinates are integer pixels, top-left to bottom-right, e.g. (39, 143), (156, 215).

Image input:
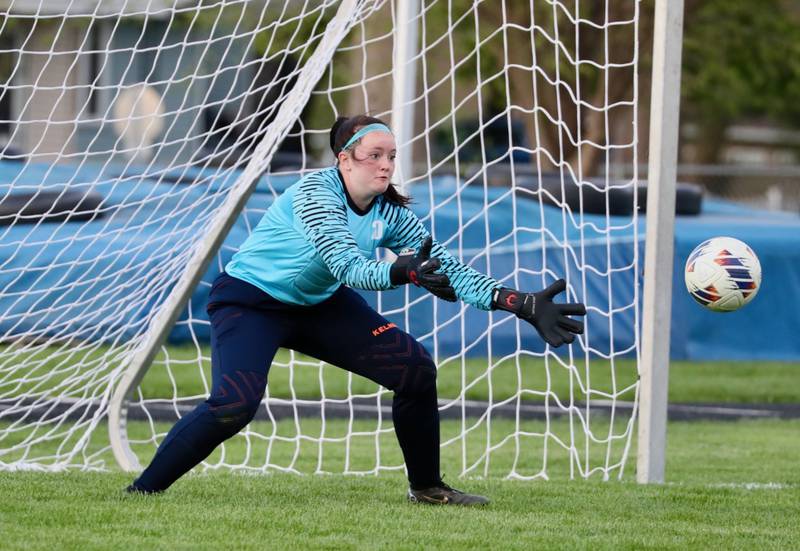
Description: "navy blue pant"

(134, 273), (441, 491)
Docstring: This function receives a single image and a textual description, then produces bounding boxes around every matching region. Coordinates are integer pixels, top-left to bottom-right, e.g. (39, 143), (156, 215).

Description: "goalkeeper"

(127, 115), (586, 506)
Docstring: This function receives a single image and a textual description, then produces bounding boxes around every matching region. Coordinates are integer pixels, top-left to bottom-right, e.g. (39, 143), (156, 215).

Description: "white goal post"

(637, 0), (684, 484)
(107, 0), (363, 474)
(0, 0), (681, 483)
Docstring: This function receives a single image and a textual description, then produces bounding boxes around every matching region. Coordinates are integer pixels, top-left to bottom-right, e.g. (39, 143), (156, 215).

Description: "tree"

(476, 2), (641, 176)
(680, 0), (800, 164)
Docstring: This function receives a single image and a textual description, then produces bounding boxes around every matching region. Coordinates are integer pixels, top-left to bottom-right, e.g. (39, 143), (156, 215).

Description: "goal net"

(0, 0), (641, 481)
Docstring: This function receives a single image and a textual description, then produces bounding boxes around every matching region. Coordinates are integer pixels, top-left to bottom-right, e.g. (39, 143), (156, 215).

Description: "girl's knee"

(206, 370), (266, 432)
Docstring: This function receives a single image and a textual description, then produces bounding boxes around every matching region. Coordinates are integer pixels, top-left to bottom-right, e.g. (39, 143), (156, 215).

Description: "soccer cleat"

(407, 482), (490, 506)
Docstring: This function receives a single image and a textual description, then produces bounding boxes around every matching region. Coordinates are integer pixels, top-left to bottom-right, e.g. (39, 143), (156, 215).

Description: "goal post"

(0, 1), (668, 483)
(389, 0), (419, 188)
(108, 0), (364, 474)
(637, 0), (685, 484)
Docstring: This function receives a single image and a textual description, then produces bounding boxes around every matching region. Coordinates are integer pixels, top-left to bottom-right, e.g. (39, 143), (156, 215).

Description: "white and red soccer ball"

(684, 237), (761, 312)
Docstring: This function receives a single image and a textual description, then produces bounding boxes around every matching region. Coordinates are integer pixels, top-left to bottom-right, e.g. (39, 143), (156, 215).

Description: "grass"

(2, 342), (799, 548)
(4, 343), (800, 404)
(0, 419), (798, 550)
(1, 415), (638, 479)
(134, 349), (800, 405)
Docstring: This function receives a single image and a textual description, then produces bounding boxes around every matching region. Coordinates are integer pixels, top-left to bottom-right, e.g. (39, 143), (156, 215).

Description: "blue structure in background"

(667, 200), (800, 360)
(2, 161), (799, 360)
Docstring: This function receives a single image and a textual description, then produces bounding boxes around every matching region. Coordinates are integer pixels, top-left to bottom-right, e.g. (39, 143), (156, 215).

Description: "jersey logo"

(371, 322), (397, 337)
(371, 220), (384, 240)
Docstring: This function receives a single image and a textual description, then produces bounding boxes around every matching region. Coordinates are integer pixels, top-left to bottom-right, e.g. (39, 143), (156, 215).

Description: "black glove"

(390, 236), (457, 302)
(493, 279), (586, 347)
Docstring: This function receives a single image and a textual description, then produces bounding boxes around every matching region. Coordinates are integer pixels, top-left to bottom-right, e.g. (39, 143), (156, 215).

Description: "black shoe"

(407, 482), (490, 506)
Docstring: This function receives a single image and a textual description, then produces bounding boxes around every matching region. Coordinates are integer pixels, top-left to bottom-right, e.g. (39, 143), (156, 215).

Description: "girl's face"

(338, 130), (397, 203)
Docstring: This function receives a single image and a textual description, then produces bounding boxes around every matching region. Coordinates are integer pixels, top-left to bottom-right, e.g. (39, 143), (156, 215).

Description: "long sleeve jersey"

(225, 166), (501, 309)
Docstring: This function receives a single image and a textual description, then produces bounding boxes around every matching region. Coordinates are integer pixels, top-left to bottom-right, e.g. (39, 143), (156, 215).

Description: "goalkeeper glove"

(390, 236), (457, 302)
(493, 279), (586, 347)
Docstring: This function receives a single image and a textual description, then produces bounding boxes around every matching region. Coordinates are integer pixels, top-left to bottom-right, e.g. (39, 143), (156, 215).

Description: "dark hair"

(329, 114), (410, 206)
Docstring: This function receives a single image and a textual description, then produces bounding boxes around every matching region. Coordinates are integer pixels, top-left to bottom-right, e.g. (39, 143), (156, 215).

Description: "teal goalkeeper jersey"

(225, 166), (500, 309)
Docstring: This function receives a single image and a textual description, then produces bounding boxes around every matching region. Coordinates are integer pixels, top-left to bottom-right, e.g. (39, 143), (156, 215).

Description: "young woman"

(127, 114), (586, 506)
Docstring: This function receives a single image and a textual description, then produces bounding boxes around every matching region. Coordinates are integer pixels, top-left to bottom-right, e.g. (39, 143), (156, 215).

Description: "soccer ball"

(684, 237), (761, 312)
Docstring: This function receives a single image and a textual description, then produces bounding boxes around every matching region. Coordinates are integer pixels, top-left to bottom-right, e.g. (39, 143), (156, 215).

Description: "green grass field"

(139, 346), (800, 404)
(1, 344), (799, 549)
(9, 342), (788, 404)
(0, 419), (798, 549)
(5, 342), (800, 404)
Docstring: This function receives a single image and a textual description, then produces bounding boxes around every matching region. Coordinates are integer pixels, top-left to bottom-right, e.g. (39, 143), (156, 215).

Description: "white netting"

(0, 0), (641, 480)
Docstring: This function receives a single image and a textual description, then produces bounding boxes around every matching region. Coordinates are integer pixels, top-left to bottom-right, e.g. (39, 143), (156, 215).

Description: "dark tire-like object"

(0, 190), (105, 226)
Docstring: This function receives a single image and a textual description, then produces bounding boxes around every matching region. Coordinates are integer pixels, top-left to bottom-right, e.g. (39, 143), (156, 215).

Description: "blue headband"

(341, 123), (393, 152)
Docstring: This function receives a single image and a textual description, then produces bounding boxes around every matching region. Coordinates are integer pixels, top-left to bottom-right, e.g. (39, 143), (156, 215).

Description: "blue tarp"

(668, 200), (800, 360)
(2, 161), (798, 360)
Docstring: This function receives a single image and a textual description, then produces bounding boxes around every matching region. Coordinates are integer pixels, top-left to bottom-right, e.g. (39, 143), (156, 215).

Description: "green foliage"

(168, 2), (334, 61)
(682, 0), (800, 125)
